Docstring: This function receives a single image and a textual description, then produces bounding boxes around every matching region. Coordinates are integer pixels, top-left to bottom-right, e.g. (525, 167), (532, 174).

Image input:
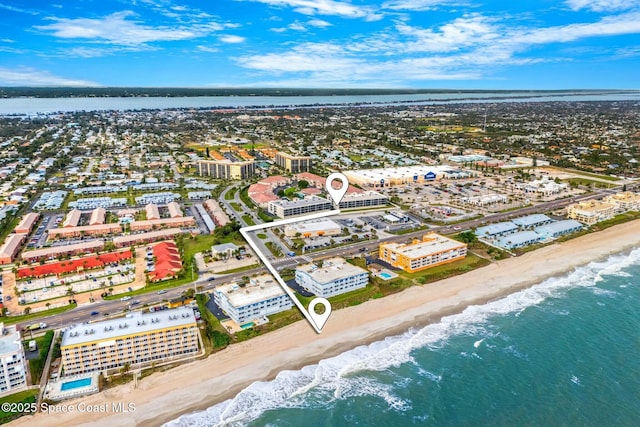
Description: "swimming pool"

(60, 377), (92, 391)
(241, 322), (255, 329)
(379, 272), (392, 279)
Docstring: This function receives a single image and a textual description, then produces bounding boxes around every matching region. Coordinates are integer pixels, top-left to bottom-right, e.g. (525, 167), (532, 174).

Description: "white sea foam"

(164, 248), (640, 427)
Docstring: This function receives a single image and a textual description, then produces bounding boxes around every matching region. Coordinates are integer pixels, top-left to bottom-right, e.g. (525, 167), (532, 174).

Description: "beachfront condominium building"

(567, 200), (616, 225)
(60, 307), (199, 376)
(603, 191), (640, 213)
(379, 233), (467, 273)
(197, 159), (256, 180)
(295, 257), (369, 298)
(268, 196), (332, 218)
(213, 275), (293, 325)
(275, 152), (312, 173)
(0, 324), (28, 395)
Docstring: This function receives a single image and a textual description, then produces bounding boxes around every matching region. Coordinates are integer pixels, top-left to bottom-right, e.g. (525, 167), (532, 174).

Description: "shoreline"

(8, 219), (640, 427)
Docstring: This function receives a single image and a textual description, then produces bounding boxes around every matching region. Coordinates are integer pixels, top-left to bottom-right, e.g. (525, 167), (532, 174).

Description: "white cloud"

(219, 35), (246, 43)
(35, 11), (219, 46)
(0, 67), (99, 86)
(234, 10), (640, 85)
(247, 0), (381, 20)
(0, 3), (39, 15)
(307, 19), (332, 27)
(382, 0), (467, 11)
(565, 0), (640, 12)
(196, 45), (220, 53)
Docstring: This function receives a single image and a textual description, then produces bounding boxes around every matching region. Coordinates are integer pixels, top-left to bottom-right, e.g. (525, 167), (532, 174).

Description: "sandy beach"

(9, 219), (640, 427)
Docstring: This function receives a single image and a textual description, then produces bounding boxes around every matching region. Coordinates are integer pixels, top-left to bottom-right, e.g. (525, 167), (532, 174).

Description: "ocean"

(166, 247), (640, 427)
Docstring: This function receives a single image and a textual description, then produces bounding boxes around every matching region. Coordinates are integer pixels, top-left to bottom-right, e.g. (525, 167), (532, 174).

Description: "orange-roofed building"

(147, 241), (183, 282)
(15, 212), (39, 234)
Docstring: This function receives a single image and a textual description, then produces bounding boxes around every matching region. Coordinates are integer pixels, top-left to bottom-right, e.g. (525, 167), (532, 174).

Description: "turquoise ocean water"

(167, 248), (640, 426)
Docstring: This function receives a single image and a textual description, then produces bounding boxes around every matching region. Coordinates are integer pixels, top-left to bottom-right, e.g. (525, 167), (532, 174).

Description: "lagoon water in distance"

(1, 90), (640, 115)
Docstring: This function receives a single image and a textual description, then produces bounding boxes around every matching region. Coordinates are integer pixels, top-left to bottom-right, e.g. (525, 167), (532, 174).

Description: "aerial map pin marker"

(326, 172), (349, 206)
(308, 298), (332, 331)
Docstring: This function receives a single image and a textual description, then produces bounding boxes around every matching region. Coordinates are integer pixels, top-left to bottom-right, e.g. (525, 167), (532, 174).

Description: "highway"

(18, 186), (618, 332)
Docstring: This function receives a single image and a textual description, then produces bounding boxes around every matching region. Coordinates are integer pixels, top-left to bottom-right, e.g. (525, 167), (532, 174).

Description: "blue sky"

(0, 0), (639, 88)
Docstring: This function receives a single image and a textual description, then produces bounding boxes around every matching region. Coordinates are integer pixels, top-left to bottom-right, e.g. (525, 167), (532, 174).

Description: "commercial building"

(129, 217), (195, 232)
(60, 307), (199, 376)
(63, 209), (82, 228)
(197, 159), (256, 180)
(22, 240), (105, 262)
(339, 191), (388, 209)
(496, 230), (542, 250)
(145, 203), (161, 220)
(213, 275), (293, 325)
(343, 165), (452, 188)
(89, 207), (106, 226)
(0, 234), (27, 264)
(534, 220), (583, 239)
(567, 200), (616, 225)
(275, 152), (312, 173)
(295, 257), (368, 298)
(379, 233), (467, 273)
(15, 212), (39, 234)
(47, 223), (123, 240)
(0, 324), (28, 395)
(521, 178), (568, 195)
(268, 196), (332, 219)
(112, 228), (184, 247)
(603, 191), (640, 213)
(284, 218), (342, 237)
(211, 242), (240, 258)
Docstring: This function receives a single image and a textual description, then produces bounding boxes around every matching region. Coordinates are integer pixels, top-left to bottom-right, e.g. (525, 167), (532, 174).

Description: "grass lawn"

(399, 253), (491, 283)
(265, 242), (283, 257)
(562, 177), (613, 188)
(224, 187), (238, 200)
(256, 233), (268, 239)
(242, 214), (256, 226)
(229, 202), (242, 211)
(0, 389), (38, 424)
(216, 264), (260, 274)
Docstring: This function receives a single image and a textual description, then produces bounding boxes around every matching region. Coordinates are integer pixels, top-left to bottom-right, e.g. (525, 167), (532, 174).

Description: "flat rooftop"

(285, 219), (341, 233)
(61, 307), (196, 347)
(216, 275), (287, 308)
(0, 326), (21, 355)
(270, 196), (331, 208)
(383, 234), (466, 258)
(297, 257), (367, 284)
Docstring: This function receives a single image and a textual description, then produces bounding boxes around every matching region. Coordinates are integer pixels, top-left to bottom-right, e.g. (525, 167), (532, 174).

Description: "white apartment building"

(295, 257), (369, 298)
(213, 275), (292, 324)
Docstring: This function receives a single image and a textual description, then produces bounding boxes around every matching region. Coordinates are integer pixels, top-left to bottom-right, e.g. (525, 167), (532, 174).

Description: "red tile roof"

(17, 251), (132, 278)
(148, 241), (182, 281)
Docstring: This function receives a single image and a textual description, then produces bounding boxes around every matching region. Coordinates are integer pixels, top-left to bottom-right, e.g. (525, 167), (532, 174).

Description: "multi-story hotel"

(268, 196), (332, 218)
(0, 324), (28, 395)
(275, 152), (312, 173)
(197, 159), (256, 180)
(295, 257), (369, 298)
(60, 307), (199, 376)
(567, 200), (616, 225)
(213, 275), (292, 325)
(603, 191), (640, 213)
(379, 233), (467, 273)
